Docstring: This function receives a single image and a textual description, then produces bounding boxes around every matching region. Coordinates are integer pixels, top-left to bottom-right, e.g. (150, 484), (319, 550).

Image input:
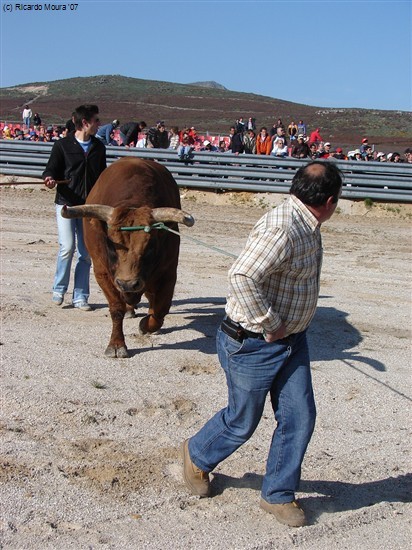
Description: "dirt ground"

(0, 182), (411, 549)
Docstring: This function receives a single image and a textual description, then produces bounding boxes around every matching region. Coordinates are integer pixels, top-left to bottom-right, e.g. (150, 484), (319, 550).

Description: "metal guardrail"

(1, 140), (411, 202)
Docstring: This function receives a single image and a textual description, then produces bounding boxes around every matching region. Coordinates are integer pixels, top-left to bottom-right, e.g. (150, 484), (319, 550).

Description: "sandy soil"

(1, 182), (411, 549)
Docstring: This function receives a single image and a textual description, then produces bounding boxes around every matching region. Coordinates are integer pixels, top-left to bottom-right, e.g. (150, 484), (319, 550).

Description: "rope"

(120, 222), (165, 233)
(119, 222), (238, 259)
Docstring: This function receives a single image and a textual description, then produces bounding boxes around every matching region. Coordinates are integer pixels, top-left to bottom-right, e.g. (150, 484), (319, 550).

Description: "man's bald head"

(290, 161), (343, 206)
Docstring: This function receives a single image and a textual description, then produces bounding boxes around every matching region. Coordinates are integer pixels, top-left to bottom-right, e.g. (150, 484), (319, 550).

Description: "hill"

(1, 74), (411, 151)
(188, 81), (228, 90)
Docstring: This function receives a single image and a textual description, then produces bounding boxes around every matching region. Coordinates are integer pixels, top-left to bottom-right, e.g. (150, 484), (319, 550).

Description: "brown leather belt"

(221, 316), (264, 342)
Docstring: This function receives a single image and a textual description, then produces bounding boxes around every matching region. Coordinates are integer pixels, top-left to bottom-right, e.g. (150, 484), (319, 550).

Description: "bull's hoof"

(105, 345), (129, 358)
(139, 314), (163, 334)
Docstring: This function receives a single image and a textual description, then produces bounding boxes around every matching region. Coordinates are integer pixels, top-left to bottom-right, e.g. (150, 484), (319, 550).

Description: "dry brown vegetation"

(1, 75), (411, 151)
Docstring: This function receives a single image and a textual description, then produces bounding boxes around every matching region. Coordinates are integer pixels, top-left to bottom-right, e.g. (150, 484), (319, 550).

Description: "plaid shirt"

(226, 195), (323, 336)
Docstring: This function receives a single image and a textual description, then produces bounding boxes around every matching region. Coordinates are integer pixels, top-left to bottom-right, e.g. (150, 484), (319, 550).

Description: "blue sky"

(1, 0), (411, 111)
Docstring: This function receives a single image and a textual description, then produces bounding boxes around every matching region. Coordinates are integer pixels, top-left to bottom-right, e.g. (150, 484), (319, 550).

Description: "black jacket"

(119, 122), (140, 146)
(229, 132), (244, 154)
(147, 127), (169, 148)
(42, 133), (107, 206)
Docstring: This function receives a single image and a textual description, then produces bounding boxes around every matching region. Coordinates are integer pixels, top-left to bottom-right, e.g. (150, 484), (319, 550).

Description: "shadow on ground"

(127, 296), (386, 375)
(211, 471), (412, 521)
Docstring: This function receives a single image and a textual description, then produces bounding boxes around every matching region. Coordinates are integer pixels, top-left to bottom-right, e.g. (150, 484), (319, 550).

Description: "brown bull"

(62, 157), (194, 358)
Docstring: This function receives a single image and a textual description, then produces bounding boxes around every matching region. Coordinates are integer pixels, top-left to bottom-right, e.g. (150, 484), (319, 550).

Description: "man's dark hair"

(73, 104), (99, 130)
(290, 161), (343, 205)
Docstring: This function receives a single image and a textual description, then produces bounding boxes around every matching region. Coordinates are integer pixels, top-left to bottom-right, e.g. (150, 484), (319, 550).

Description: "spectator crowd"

(1, 107), (411, 164)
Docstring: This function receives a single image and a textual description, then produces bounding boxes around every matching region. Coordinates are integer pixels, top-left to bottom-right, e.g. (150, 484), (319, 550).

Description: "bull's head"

(62, 204), (194, 299)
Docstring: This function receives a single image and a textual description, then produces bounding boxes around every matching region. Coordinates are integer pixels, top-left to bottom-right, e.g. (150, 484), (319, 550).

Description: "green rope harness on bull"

(119, 222), (238, 259)
(120, 222), (166, 233)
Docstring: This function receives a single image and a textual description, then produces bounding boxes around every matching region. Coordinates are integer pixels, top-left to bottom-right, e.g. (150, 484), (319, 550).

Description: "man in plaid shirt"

(183, 161), (343, 527)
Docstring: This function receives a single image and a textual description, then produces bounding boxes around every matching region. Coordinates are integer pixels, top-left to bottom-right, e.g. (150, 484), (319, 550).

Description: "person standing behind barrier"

(147, 121), (169, 148)
(168, 126), (180, 149)
(331, 147), (347, 160)
(43, 104), (107, 311)
(271, 137), (288, 157)
(156, 122), (170, 148)
(201, 139), (218, 152)
(362, 145), (374, 161)
(177, 136), (194, 162)
(309, 128), (323, 146)
(297, 120), (307, 137)
(22, 105), (32, 129)
(96, 119), (120, 145)
(349, 149), (363, 161)
(271, 118), (284, 136)
(228, 126), (244, 155)
(247, 117), (256, 131)
(390, 152), (402, 163)
(33, 112), (42, 129)
(243, 130), (256, 154)
(272, 126), (288, 147)
(291, 135), (310, 158)
(218, 140), (227, 153)
(359, 138), (370, 155)
(235, 117), (245, 133)
(65, 112), (76, 134)
(256, 127), (272, 155)
(288, 121), (298, 141)
(182, 161), (343, 528)
(309, 142), (318, 159)
(318, 142), (332, 159)
(119, 121), (147, 147)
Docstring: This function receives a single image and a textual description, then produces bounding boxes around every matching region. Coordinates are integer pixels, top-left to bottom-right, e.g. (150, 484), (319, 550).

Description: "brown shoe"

(182, 439), (210, 497)
(260, 499), (307, 527)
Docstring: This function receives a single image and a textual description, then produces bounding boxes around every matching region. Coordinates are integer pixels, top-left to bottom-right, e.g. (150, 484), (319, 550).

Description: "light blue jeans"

(53, 204), (91, 304)
(188, 328), (316, 504)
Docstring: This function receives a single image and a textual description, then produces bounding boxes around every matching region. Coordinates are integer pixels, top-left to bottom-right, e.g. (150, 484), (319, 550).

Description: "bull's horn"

(61, 204), (114, 223)
(151, 207), (195, 227)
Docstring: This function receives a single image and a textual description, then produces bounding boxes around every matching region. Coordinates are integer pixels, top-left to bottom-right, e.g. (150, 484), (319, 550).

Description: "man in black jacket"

(146, 121), (169, 149)
(228, 126), (244, 155)
(43, 104), (107, 311)
(119, 121), (147, 147)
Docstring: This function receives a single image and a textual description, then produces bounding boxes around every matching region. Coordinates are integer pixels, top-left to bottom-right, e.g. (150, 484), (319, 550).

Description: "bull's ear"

(151, 207), (195, 227)
(61, 204), (114, 223)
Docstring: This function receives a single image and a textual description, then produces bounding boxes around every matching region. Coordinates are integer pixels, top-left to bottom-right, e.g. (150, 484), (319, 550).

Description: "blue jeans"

(189, 328), (316, 504)
(53, 204), (91, 304)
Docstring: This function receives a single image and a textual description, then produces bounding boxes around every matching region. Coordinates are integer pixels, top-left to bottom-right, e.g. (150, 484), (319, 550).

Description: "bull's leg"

(94, 272), (129, 358)
(107, 307), (129, 358)
(139, 275), (177, 334)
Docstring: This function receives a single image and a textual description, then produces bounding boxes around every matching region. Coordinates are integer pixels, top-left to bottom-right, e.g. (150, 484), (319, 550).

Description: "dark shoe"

(260, 499), (307, 527)
(182, 439), (210, 497)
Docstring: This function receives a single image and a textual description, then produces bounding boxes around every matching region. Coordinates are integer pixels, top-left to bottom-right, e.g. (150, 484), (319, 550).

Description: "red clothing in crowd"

(309, 128), (323, 144)
(256, 135), (272, 155)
